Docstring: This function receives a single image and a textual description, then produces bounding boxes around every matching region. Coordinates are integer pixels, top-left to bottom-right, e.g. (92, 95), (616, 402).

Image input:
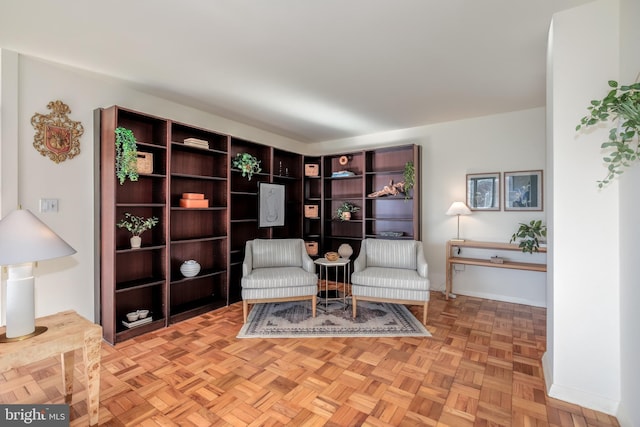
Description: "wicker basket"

(305, 164), (319, 177)
(305, 241), (318, 256)
(304, 205), (319, 218)
(136, 151), (153, 174)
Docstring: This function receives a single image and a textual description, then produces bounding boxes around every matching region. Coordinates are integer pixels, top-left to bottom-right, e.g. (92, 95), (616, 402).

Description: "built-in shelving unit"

(303, 157), (323, 258)
(310, 145), (421, 261)
(169, 122), (229, 323)
(97, 105), (420, 343)
(97, 106), (169, 344)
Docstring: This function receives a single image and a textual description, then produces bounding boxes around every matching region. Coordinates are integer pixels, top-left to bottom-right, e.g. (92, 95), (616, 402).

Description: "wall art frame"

(466, 172), (501, 211)
(504, 170), (543, 211)
(31, 100), (83, 163)
(258, 182), (285, 227)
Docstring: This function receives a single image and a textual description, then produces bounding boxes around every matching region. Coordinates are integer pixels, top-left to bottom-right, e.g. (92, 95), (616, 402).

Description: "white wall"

(0, 51), (308, 324)
(312, 108), (547, 307)
(546, 0), (621, 415)
(617, 0), (640, 424)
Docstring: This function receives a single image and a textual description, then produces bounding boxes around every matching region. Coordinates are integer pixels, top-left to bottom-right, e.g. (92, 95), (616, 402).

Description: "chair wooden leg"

(243, 300), (249, 323)
(312, 295), (317, 318)
(352, 296), (357, 319)
(423, 301), (428, 325)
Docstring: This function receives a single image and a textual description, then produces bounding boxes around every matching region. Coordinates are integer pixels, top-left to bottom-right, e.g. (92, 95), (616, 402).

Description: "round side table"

(314, 257), (351, 311)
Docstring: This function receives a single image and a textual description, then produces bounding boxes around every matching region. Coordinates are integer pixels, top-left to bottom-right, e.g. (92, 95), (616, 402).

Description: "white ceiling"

(0, 0), (593, 143)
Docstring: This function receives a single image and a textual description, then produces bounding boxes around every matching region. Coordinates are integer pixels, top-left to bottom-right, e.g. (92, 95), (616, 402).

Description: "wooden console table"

(0, 310), (102, 426)
(445, 240), (547, 300)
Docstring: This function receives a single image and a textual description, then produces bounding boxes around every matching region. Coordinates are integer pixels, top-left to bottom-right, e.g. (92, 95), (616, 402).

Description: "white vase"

(130, 236), (141, 249)
(338, 243), (353, 259)
(180, 260), (201, 277)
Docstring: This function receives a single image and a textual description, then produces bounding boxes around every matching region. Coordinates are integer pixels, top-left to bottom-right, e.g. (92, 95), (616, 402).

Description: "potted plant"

(335, 202), (360, 221)
(117, 213), (159, 249)
(576, 80), (640, 188)
(232, 152), (262, 180)
(510, 220), (547, 253)
(403, 161), (415, 200)
(114, 127), (139, 185)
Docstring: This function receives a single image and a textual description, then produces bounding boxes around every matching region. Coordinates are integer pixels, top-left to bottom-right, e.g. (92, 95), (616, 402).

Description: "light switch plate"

(40, 198), (59, 213)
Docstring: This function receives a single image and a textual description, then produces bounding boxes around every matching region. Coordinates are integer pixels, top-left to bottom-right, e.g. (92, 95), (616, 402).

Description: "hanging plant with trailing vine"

(114, 127), (139, 185)
(576, 80), (640, 188)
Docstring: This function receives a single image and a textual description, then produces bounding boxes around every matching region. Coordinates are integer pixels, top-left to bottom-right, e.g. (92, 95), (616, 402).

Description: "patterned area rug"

(237, 300), (431, 338)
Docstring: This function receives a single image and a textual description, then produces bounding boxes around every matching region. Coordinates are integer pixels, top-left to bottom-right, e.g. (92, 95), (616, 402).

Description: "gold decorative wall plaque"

(31, 100), (83, 163)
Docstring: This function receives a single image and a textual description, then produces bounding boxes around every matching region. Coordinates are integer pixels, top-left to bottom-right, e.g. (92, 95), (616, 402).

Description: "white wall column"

(546, 0), (620, 414)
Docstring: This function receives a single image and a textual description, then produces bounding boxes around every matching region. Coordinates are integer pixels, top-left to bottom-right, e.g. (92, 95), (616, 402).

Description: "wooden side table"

(0, 310), (102, 426)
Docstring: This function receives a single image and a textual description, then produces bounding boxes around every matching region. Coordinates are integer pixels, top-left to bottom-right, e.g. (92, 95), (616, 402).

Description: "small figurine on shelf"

(368, 180), (406, 198)
(116, 212), (159, 249)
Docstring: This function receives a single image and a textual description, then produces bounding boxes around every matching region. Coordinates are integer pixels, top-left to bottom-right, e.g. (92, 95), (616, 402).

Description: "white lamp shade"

(0, 209), (76, 266)
(446, 202), (472, 216)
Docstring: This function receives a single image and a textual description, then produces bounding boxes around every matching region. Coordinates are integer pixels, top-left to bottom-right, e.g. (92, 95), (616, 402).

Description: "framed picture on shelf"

(466, 172), (500, 211)
(258, 182), (285, 227)
(504, 170), (543, 211)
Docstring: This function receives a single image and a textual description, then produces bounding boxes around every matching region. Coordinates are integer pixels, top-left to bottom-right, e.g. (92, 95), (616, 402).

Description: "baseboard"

(450, 289), (546, 308)
(547, 383), (619, 416)
(542, 350), (620, 418)
(615, 402), (632, 427)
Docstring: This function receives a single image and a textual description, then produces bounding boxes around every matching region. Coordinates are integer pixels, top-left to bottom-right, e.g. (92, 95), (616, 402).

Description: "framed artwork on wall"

(258, 182), (285, 227)
(504, 170), (543, 211)
(466, 172), (500, 211)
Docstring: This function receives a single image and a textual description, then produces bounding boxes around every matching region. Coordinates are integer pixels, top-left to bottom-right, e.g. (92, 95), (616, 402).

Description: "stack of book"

(180, 192), (209, 208)
(184, 138), (209, 149)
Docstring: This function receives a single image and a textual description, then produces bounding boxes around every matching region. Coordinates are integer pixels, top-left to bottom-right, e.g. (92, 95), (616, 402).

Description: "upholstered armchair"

(351, 239), (430, 324)
(241, 238), (318, 323)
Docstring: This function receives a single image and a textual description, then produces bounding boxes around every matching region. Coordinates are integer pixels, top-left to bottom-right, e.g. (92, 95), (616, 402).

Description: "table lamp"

(446, 201), (472, 242)
(0, 209), (76, 342)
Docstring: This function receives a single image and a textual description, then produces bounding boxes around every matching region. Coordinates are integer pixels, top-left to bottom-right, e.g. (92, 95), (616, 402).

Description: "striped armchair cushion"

(365, 239), (418, 270)
(251, 238), (303, 269)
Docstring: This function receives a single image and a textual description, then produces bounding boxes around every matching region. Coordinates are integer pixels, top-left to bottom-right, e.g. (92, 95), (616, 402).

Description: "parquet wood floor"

(0, 292), (620, 426)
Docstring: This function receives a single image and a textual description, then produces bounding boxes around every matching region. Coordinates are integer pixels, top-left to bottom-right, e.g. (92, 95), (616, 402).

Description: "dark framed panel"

(258, 182), (285, 227)
(466, 172), (500, 211)
(504, 170), (543, 211)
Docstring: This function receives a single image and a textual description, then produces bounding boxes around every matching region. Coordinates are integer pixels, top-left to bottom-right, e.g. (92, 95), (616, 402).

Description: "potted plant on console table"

(117, 213), (159, 249)
(510, 220), (547, 254)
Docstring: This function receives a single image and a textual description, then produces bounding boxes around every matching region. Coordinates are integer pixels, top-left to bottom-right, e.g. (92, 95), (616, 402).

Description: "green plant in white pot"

(117, 213), (159, 249)
(510, 220), (547, 254)
(335, 202), (360, 221)
(576, 80), (640, 188)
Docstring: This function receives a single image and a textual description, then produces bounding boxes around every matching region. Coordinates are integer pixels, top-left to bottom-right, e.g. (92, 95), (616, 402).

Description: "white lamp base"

(0, 263), (47, 342)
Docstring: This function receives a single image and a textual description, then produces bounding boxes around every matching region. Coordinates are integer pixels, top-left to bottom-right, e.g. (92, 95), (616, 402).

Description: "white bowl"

(126, 312), (139, 322)
(137, 310), (149, 319)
